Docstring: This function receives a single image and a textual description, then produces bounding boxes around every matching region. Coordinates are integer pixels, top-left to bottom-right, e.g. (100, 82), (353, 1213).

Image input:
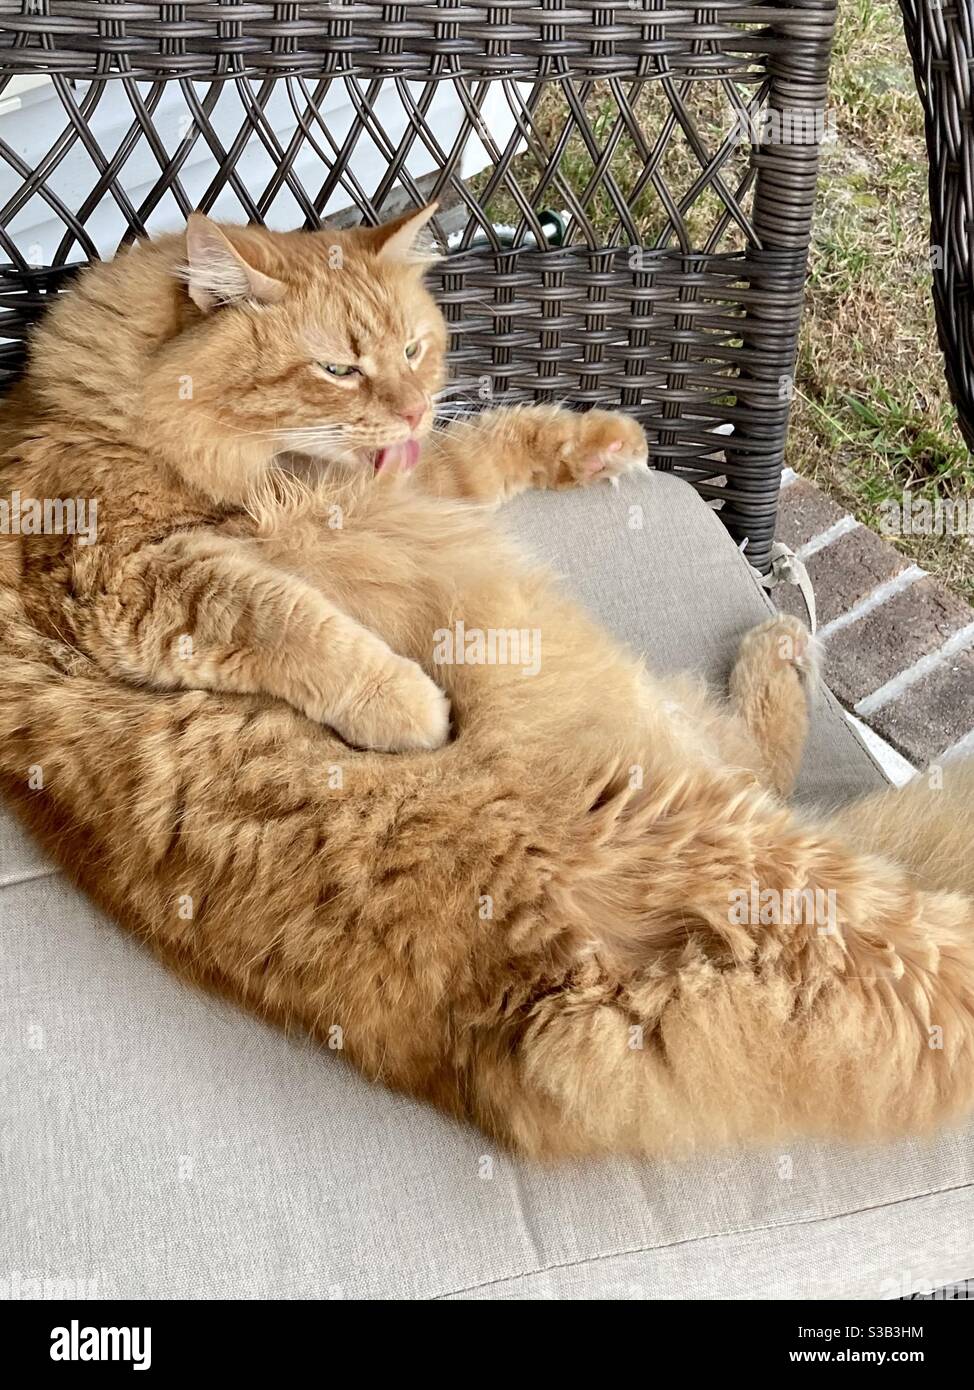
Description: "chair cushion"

(1, 469), (970, 1300)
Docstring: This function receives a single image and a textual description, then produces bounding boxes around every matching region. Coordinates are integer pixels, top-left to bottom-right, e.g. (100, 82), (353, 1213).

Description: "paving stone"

(773, 524), (908, 629)
(824, 577), (972, 707)
(772, 580), (813, 624)
(769, 490), (974, 766)
(799, 525), (910, 629)
(868, 646), (974, 765)
(774, 478), (850, 553)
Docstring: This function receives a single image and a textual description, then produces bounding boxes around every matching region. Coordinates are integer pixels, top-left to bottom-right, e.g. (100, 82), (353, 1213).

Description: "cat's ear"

(183, 214), (286, 312)
(362, 204), (441, 265)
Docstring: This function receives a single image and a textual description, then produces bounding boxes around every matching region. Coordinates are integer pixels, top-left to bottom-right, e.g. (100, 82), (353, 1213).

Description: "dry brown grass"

(793, 0), (974, 602)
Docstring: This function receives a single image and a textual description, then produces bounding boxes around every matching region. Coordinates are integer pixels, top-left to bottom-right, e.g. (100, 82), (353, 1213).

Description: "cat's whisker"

(434, 403), (495, 424)
(431, 384), (477, 401)
(432, 391), (489, 417)
(190, 412), (350, 446)
(271, 428), (350, 457)
(273, 422), (347, 434)
(434, 413), (478, 429)
(273, 427), (348, 442)
(189, 413), (286, 440)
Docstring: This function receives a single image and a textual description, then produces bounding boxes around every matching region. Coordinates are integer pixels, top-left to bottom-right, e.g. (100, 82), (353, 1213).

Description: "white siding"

(1, 76), (522, 264)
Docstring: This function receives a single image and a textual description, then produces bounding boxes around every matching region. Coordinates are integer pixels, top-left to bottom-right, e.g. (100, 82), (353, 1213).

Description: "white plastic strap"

(751, 540), (817, 635)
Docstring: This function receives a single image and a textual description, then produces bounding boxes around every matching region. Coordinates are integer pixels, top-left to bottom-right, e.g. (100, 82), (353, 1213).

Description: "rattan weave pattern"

(0, 1), (835, 83)
(0, 1), (838, 569)
(899, 0), (974, 454)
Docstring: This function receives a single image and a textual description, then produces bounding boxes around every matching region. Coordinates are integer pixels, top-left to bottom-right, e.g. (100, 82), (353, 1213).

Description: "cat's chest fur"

(222, 478), (513, 653)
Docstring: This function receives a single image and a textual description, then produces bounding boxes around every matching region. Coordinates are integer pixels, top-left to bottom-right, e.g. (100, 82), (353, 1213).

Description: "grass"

(792, 0), (974, 601)
(467, 0), (974, 601)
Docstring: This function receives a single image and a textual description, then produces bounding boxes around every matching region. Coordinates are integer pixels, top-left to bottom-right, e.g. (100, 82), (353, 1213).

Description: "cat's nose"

(398, 402), (425, 432)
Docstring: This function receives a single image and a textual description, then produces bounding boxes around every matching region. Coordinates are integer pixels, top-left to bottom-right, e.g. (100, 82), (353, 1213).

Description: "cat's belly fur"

(227, 480), (747, 780)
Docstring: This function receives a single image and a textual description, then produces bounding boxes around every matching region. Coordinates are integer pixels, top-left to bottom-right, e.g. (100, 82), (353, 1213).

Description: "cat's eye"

(322, 362), (358, 378)
(404, 341), (421, 361)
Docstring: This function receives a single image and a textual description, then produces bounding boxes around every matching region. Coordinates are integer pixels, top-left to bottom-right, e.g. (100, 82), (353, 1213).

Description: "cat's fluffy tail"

(495, 751), (974, 1157)
(832, 756), (974, 899)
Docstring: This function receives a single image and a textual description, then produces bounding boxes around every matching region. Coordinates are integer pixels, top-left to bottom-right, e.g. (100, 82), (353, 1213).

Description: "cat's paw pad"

(333, 657), (451, 753)
(556, 411), (649, 488)
(739, 616), (821, 687)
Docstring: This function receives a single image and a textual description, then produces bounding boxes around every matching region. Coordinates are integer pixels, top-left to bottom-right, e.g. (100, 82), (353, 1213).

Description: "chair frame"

(898, 0), (974, 455)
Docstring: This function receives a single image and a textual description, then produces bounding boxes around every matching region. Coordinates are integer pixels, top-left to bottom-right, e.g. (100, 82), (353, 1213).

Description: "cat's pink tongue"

(374, 438), (420, 474)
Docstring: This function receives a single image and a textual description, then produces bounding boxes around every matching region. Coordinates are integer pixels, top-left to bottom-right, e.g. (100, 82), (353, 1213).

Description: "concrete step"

(772, 474), (974, 773)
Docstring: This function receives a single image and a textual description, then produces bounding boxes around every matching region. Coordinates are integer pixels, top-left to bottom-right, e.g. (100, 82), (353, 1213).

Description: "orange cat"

(1, 206), (972, 1158)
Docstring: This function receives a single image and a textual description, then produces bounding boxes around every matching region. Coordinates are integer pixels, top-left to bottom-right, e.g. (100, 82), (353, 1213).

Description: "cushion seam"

(0, 866), (60, 890)
(434, 1178), (974, 1299)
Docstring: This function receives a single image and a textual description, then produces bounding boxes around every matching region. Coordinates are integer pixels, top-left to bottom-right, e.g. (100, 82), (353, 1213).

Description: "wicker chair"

(9, 4), (972, 1303)
(898, 0), (974, 453)
(0, 0), (839, 571)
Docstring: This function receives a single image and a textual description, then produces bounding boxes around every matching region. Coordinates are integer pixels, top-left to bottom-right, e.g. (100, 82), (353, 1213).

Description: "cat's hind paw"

(735, 615), (821, 691)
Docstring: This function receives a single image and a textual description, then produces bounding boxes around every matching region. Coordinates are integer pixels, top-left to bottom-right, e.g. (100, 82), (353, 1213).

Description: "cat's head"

(145, 206), (448, 502)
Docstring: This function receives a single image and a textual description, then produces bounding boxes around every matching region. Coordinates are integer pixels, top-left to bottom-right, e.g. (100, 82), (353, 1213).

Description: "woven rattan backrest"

(0, 2), (837, 569)
(899, 1), (974, 456)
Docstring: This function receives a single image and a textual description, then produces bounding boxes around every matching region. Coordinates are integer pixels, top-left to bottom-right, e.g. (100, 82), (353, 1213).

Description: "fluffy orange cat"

(1, 206), (972, 1158)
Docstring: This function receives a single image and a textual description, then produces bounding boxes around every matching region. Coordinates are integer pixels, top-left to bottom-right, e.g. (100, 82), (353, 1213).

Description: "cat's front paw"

(332, 655), (451, 753)
(551, 410), (649, 489)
